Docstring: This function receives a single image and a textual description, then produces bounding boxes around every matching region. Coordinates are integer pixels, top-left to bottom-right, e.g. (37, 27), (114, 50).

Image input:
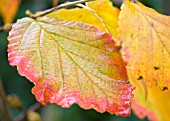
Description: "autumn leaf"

(131, 79), (170, 121)
(0, 0), (20, 23)
(117, 0), (170, 120)
(117, 0), (170, 89)
(47, 0), (119, 37)
(8, 17), (134, 116)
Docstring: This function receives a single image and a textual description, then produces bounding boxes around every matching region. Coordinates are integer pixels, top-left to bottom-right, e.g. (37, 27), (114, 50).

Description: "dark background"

(0, 0), (170, 121)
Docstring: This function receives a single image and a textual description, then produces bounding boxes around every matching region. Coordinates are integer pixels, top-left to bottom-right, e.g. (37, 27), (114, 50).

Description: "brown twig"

(31, 0), (94, 19)
(0, 79), (13, 121)
(14, 102), (41, 121)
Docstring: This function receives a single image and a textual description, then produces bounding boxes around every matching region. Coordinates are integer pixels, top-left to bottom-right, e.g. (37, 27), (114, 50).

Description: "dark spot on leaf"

(162, 86), (168, 91)
(154, 66), (160, 70)
(116, 46), (121, 51)
(155, 82), (158, 86)
(116, 41), (122, 52)
(137, 76), (143, 80)
(131, 34), (133, 39)
(151, 23), (154, 27)
(78, 15), (83, 18)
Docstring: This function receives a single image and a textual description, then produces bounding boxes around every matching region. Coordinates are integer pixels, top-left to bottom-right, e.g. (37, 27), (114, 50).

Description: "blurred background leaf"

(0, 0), (20, 24)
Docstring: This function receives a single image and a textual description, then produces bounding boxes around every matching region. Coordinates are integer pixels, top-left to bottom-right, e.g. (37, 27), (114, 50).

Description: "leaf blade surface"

(8, 17), (134, 116)
(118, 0), (170, 119)
(118, 0), (170, 88)
(48, 0), (119, 37)
(131, 79), (170, 121)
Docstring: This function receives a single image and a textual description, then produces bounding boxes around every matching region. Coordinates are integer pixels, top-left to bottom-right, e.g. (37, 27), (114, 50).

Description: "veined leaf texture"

(8, 17), (134, 116)
(118, 0), (170, 120)
(7, 0), (170, 119)
(48, 0), (119, 37)
(118, 0), (170, 89)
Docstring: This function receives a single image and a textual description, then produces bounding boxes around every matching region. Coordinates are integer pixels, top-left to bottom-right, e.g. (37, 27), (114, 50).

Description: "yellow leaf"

(118, 0), (170, 120)
(131, 79), (170, 121)
(117, 0), (170, 88)
(0, 0), (20, 23)
(47, 0), (119, 37)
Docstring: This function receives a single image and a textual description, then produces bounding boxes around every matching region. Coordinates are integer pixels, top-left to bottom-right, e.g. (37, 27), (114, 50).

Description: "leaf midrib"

(35, 19), (124, 97)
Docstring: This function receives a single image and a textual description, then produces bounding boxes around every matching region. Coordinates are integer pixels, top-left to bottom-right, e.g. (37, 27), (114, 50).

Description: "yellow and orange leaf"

(48, 0), (119, 37)
(117, 0), (170, 89)
(0, 0), (20, 23)
(8, 17), (134, 116)
(131, 79), (170, 121)
(118, 0), (170, 120)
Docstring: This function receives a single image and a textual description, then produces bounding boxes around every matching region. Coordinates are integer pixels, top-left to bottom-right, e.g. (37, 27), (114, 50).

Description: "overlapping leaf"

(131, 79), (170, 121)
(8, 17), (134, 116)
(0, 0), (20, 23)
(118, 0), (170, 89)
(47, 0), (119, 37)
(117, 0), (170, 120)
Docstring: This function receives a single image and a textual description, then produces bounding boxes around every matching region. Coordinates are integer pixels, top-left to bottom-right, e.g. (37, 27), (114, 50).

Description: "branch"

(14, 102), (41, 121)
(31, 0), (94, 19)
(0, 79), (13, 121)
(0, 0), (94, 33)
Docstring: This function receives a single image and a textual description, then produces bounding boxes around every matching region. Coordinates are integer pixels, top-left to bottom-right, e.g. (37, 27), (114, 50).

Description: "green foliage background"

(0, 0), (170, 121)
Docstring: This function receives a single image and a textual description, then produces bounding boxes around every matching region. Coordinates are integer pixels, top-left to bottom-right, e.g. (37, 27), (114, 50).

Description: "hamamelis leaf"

(118, 0), (170, 120)
(0, 0), (20, 23)
(118, 0), (170, 89)
(131, 79), (170, 121)
(47, 0), (119, 37)
(8, 17), (134, 116)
